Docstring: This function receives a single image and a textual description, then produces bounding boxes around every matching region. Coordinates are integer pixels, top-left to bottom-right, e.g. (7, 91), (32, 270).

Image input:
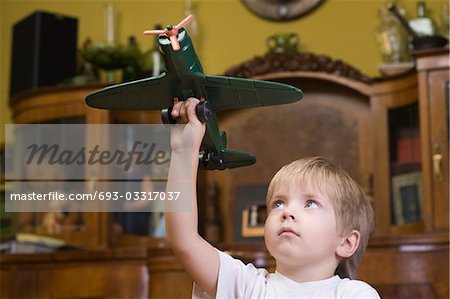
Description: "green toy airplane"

(85, 15), (303, 170)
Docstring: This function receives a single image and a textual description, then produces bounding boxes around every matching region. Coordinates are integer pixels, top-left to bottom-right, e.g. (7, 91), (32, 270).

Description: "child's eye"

(305, 200), (319, 209)
(272, 200), (285, 209)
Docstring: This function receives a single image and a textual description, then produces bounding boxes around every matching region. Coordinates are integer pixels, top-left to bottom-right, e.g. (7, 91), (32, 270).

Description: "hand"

(169, 98), (206, 155)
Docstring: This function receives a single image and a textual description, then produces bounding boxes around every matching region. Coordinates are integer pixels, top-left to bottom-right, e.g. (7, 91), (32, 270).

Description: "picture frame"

(392, 172), (423, 225)
(241, 203), (266, 238)
(241, 0), (325, 22)
(234, 185), (268, 242)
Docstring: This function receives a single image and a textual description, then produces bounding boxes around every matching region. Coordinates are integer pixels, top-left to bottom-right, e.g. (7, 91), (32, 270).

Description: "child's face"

(264, 181), (343, 272)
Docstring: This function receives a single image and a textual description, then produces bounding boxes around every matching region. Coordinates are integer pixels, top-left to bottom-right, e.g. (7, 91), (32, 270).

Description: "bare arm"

(165, 98), (219, 297)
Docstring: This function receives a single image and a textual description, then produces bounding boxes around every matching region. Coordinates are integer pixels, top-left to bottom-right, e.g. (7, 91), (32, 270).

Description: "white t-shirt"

(193, 250), (380, 299)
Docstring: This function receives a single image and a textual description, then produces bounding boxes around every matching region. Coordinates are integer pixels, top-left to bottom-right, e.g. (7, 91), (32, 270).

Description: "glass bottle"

(409, 1), (436, 36)
(374, 2), (409, 64)
(104, 3), (117, 83)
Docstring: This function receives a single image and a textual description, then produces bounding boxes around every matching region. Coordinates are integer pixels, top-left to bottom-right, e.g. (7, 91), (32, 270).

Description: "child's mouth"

(278, 227), (300, 237)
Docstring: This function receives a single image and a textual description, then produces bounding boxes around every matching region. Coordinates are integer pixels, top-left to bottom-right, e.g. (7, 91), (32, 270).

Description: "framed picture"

(392, 172), (423, 225)
(241, 203), (266, 237)
(234, 185), (268, 242)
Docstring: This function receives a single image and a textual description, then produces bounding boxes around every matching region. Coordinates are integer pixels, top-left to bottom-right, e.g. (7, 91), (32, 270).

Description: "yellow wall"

(0, 0), (446, 144)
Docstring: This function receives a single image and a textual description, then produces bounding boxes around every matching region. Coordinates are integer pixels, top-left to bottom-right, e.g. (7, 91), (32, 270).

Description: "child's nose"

(281, 210), (295, 222)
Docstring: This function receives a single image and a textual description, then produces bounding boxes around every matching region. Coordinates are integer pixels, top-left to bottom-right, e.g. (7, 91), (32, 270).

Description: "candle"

(105, 3), (115, 43)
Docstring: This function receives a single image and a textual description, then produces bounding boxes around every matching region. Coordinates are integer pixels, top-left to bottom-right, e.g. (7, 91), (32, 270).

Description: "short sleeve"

(192, 249), (269, 299)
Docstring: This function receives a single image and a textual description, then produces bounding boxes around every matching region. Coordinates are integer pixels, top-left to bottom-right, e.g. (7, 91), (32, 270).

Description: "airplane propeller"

(143, 15), (194, 51)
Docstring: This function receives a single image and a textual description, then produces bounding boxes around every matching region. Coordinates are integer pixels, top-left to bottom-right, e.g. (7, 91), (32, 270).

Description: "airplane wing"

(85, 72), (302, 113)
(85, 74), (172, 110)
(196, 74), (303, 112)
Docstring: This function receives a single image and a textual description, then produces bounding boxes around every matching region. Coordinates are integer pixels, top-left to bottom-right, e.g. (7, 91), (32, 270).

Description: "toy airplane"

(85, 15), (303, 170)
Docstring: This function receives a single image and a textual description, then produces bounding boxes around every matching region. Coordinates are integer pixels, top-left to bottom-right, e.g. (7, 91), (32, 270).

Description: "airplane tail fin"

(199, 149), (255, 170)
(220, 131), (227, 148)
(222, 149), (256, 169)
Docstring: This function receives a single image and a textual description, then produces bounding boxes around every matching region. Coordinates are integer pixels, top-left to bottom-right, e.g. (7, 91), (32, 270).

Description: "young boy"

(166, 98), (380, 298)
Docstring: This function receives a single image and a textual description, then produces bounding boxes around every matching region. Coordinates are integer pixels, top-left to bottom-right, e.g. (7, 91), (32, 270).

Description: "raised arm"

(165, 98), (219, 297)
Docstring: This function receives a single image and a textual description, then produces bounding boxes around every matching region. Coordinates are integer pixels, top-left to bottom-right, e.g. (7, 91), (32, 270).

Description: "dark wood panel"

(359, 234), (449, 299)
(0, 248), (148, 298)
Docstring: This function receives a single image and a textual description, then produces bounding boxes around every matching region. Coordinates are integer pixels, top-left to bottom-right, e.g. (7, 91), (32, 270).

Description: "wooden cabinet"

(370, 49), (449, 237)
(7, 84), (111, 249)
(371, 72), (422, 234)
(7, 84), (164, 249)
(221, 51), (448, 240)
(416, 49), (449, 232)
(1, 248), (148, 298)
(358, 233), (449, 299)
(209, 70), (376, 242)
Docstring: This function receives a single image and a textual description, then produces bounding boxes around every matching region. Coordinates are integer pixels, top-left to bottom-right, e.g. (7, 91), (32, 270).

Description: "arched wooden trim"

(225, 52), (373, 84)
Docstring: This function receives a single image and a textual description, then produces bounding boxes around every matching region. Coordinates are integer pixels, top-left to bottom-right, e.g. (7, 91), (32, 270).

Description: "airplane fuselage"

(158, 29), (225, 164)
(158, 29), (205, 100)
(159, 29), (203, 74)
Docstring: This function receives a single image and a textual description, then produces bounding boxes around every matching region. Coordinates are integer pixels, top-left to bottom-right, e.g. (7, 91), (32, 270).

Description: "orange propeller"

(144, 15), (194, 51)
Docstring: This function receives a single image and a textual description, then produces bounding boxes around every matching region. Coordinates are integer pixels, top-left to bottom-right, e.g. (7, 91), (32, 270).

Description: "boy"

(166, 98), (380, 298)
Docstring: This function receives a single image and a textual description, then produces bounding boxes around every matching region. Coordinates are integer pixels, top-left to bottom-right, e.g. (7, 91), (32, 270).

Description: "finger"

(171, 101), (183, 118)
(185, 98), (202, 125)
(171, 101), (189, 124)
(178, 101), (188, 123)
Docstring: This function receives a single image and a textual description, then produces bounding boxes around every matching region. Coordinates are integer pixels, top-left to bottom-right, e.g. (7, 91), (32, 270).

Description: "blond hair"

(266, 156), (374, 279)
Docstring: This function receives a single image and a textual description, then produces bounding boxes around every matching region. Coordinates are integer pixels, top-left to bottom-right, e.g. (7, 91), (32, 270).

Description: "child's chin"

(273, 249), (300, 266)
(272, 241), (300, 257)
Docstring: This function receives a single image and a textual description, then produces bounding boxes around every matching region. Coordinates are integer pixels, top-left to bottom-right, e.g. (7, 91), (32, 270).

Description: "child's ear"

(336, 230), (360, 258)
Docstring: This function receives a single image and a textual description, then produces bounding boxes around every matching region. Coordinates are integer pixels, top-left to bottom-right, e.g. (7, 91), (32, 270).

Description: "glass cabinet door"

(416, 51), (449, 232)
(5, 84), (108, 250)
(15, 117), (86, 237)
(387, 103), (424, 228)
(372, 72), (421, 235)
(426, 70), (449, 230)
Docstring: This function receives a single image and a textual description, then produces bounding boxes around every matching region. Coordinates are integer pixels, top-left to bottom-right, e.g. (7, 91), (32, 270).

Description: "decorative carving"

(224, 52), (373, 84)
